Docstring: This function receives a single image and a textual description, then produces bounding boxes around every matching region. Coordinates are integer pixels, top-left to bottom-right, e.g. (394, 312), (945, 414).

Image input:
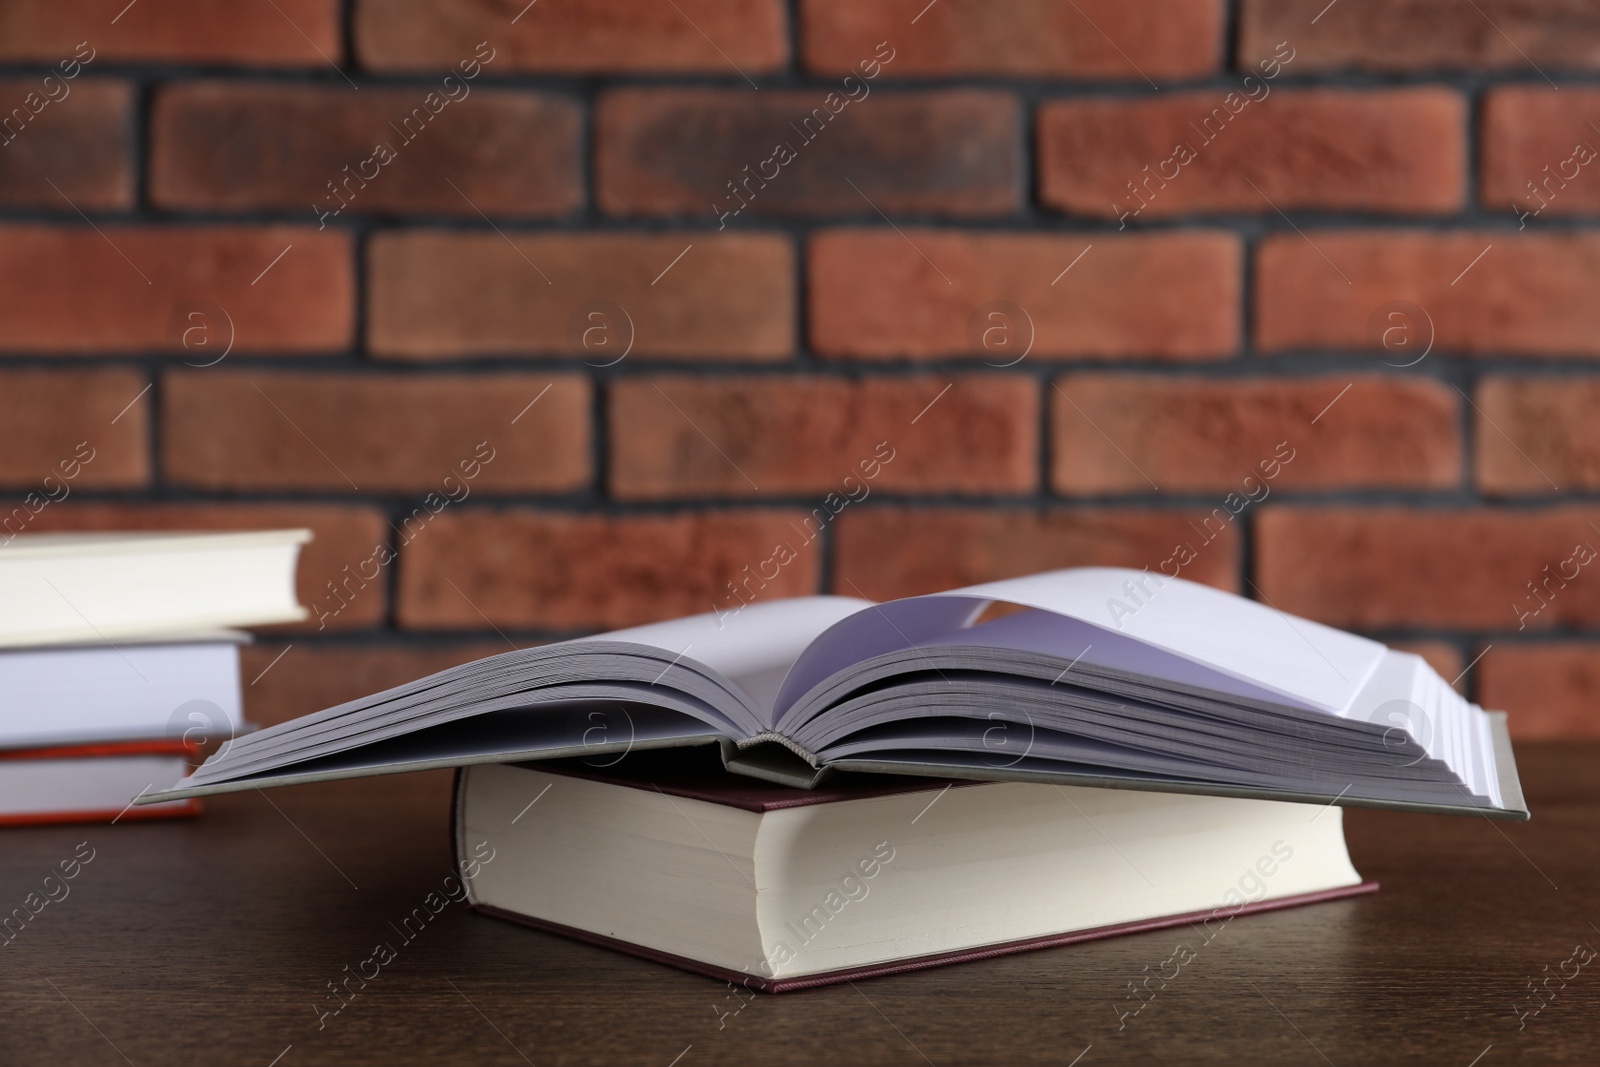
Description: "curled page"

(773, 568), (1387, 719)
(569, 595), (871, 720)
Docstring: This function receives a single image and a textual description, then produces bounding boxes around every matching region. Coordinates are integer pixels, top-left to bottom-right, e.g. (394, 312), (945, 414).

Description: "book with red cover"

(0, 739), (201, 827)
(451, 747), (1378, 992)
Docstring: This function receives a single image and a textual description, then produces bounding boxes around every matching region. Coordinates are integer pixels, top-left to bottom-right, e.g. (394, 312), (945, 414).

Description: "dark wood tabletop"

(4, 742), (1597, 1066)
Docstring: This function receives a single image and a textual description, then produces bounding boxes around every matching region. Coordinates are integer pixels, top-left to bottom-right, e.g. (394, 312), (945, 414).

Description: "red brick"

(833, 507), (1240, 602)
(1051, 374), (1460, 494)
(356, 0), (786, 74)
(609, 375), (1037, 500)
(809, 230), (1239, 360)
(0, 79), (132, 210)
(1478, 644), (1600, 739)
(0, 370), (147, 492)
(11, 504), (390, 631)
(1255, 507), (1600, 630)
(0, 226), (351, 355)
(1475, 377), (1600, 494)
(1481, 88), (1600, 217)
(162, 371), (589, 494)
(801, 0), (1220, 79)
(1240, 0), (1600, 73)
(1255, 232), (1600, 357)
(0, 1), (341, 65)
(150, 83), (581, 219)
(242, 640), (510, 727)
(397, 511), (821, 632)
(1038, 89), (1464, 219)
(367, 232), (792, 361)
(596, 89), (1019, 219)
(1392, 641), (1465, 693)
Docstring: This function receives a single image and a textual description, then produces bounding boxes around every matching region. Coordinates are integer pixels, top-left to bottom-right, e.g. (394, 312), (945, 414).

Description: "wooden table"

(4, 743), (1597, 1066)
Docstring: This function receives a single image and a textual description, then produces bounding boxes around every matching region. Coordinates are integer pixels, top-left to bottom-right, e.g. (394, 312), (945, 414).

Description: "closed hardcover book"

(0, 530), (309, 649)
(0, 529), (300, 824)
(450, 749), (1378, 992)
(0, 635), (244, 750)
(0, 738), (202, 826)
(0, 635), (242, 823)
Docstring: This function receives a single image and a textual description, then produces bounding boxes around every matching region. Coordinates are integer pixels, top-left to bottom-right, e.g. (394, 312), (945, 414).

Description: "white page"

(153, 598), (874, 797)
(918, 609), (1316, 707)
(773, 596), (984, 721)
(568, 596), (872, 717)
(775, 568), (1385, 717)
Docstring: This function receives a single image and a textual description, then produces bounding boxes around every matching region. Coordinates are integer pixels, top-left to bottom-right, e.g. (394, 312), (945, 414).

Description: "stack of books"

(149, 566), (1527, 990)
(0, 530), (308, 826)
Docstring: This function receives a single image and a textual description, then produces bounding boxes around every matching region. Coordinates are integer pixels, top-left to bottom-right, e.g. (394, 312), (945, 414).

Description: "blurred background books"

(0, 530), (307, 825)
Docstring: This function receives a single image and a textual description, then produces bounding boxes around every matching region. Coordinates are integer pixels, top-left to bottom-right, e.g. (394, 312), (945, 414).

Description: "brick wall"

(2, 0), (1597, 737)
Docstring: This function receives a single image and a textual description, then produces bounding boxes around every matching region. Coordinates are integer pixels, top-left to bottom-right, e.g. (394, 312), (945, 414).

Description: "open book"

(143, 568), (1527, 819)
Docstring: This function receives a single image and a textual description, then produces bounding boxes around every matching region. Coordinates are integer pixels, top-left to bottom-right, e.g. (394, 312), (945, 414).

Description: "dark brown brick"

(1478, 644), (1600, 738)
(1255, 232), (1600, 357)
(0, 370), (147, 492)
(1481, 88), (1600, 217)
(151, 82), (581, 219)
(356, 0), (787, 74)
(1240, 0), (1600, 73)
(0, 226), (352, 355)
(810, 229), (1239, 360)
(1051, 374), (1460, 494)
(1476, 377), (1600, 494)
(609, 375), (1037, 499)
(0, 2), (341, 65)
(367, 232), (792, 361)
(833, 507), (1240, 602)
(801, 0), (1222, 79)
(163, 371), (589, 493)
(0, 79), (132, 210)
(1256, 507), (1600, 631)
(596, 89), (1020, 219)
(1039, 89), (1464, 219)
(397, 510), (821, 631)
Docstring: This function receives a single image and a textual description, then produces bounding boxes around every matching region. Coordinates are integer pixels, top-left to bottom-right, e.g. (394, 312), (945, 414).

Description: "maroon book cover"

(450, 747), (1379, 993)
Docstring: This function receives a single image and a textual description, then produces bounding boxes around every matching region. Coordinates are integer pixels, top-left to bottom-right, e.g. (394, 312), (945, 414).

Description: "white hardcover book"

(0, 636), (244, 749)
(0, 530), (308, 648)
